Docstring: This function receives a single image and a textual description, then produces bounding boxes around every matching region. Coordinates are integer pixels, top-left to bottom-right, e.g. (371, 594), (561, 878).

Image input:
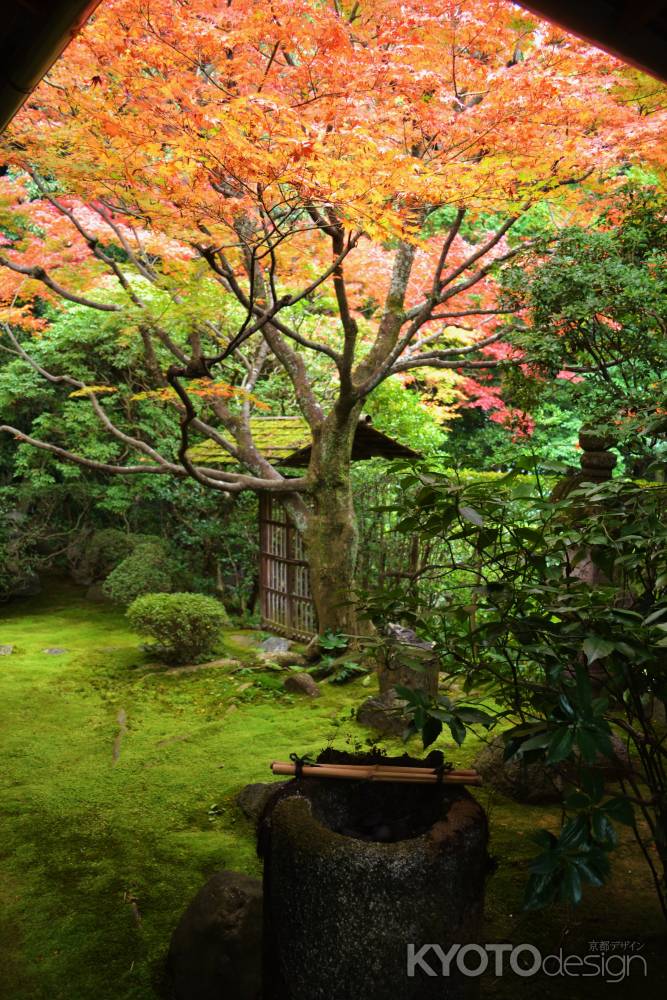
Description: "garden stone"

(260, 636), (290, 653)
(42, 647), (68, 655)
(236, 781), (288, 823)
(283, 672), (321, 697)
(567, 733), (632, 781)
(165, 657), (241, 676)
(356, 689), (408, 737)
(475, 734), (632, 806)
(166, 870), (262, 1000)
(0, 645), (14, 655)
(473, 736), (565, 804)
(377, 622), (439, 699)
(258, 650), (306, 668)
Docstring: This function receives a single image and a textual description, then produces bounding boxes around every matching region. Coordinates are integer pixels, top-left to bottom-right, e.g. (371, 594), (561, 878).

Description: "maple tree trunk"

(304, 412), (361, 637)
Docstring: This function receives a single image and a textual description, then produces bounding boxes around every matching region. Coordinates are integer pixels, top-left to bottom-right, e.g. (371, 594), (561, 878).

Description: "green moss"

(188, 416), (310, 466)
(0, 583), (366, 999)
(0, 583), (665, 999)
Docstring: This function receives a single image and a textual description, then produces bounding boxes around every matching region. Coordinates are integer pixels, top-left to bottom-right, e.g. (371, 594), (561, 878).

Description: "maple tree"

(0, 0), (665, 633)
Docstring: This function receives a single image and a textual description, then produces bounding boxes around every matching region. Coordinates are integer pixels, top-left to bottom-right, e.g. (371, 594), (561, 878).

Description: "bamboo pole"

(270, 761), (482, 785)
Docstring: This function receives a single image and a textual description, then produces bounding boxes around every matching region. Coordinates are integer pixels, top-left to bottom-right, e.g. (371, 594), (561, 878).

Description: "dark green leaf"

(546, 726), (575, 764)
(583, 636), (615, 664)
(603, 796), (635, 826)
(458, 505), (484, 527)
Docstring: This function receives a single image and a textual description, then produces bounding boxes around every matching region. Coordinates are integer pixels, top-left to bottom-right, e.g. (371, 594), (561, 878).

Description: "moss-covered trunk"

(304, 410), (361, 637)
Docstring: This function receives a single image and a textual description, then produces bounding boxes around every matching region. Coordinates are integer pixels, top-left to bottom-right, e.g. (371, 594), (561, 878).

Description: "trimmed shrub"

(126, 592), (229, 664)
(103, 542), (173, 606)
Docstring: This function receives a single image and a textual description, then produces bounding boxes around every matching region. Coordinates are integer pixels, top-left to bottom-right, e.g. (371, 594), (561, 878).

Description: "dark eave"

(283, 418), (421, 467)
(0, 1), (103, 133)
(518, 1), (667, 82)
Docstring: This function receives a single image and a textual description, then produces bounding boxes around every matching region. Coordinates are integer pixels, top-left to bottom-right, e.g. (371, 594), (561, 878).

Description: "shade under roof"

(189, 415), (421, 468)
(518, 1), (667, 81)
(0, 1), (103, 133)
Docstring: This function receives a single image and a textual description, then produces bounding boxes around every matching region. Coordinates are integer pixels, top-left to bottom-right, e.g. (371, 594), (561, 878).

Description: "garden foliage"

(364, 465), (667, 917)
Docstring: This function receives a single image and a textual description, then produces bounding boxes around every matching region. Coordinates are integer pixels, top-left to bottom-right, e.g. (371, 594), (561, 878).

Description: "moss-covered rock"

(473, 736), (565, 805)
(166, 870), (262, 1000)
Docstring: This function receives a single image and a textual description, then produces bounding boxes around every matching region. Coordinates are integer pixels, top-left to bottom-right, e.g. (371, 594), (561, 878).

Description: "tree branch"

(0, 255), (120, 312)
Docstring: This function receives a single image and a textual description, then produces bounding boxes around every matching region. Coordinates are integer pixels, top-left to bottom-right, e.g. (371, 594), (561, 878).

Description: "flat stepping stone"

(260, 636), (291, 653)
(156, 734), (191, 748)
(0, 645), (14, 655)
(228, 633), (262, 648)
(164, 657), (241, 676)
(42, 647), (68, 655)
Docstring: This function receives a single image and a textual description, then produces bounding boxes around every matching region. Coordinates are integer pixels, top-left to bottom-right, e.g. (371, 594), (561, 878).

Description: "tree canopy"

(1, 0), (666, 630)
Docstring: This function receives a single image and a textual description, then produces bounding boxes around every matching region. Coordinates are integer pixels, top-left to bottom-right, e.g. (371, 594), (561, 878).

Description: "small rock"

(475, 734), (633, 805)
(260, 636), (291, 653)
(0, 645), (14, 655)
(42, 647), (68, 655)
(229, 633), (262, 648)
(258, 650), (307, 668)
(356, 689), (408, 737)
(283, 672), (321, 697)
(236, 781), (288, 822)
(567, 734), (632, 781)
(474, 736), (564, 805)
(166, 870), (263, 1000)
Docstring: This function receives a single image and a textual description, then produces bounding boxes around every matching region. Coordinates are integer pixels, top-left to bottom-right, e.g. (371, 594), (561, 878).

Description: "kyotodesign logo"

(407, 942), (647, 983)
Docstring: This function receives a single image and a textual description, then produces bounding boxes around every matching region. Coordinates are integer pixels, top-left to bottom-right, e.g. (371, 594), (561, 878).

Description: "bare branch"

(0, 324), (308, 493)
(390, 354), (521, 374)
(28, 175), (148, 308)
(0, 426), (183, 477)
(438, 214), (519, 292)
(409, 327), (510, 357)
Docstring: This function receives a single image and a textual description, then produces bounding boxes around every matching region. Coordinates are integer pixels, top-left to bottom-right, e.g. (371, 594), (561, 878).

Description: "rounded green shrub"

(126, 592), (228, 664)
(103, 542), (173, 606)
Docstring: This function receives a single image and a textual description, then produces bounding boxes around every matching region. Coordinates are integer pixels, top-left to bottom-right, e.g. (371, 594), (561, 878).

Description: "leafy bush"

(71, 528), (163, 584)
(126, 592), (228, 664)
(103, 542), (172, 606)
(0, 503), (39, 600)
(73, 528), (135, 583)
(364, 467), (667, 918)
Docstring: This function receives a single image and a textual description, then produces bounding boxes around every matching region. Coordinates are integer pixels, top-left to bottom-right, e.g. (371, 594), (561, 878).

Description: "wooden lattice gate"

(259, 494), (317, 640)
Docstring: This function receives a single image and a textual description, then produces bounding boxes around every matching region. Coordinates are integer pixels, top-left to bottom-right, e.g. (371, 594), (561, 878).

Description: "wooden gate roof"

(189, 415), (420, 468)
